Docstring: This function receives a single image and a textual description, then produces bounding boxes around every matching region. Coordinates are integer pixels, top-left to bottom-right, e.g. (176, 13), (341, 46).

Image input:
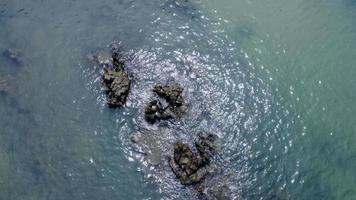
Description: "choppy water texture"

(0, 0), (355, 200)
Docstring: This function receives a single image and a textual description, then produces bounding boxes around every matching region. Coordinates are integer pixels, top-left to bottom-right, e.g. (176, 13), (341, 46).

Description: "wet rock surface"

(87, 50), (112, 66)
(209, 183), (232, 200)
(153, 84), (185, 107)
(169, 134), (217, 185)
(145, 83), (187, 123)
(144, 99), (174, 123)
(102, 68), (130, 107)
(100, 48), (131, 108)
(169, 142), (209, 185)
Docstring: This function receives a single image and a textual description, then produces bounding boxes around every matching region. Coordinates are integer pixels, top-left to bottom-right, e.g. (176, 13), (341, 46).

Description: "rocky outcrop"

(153, 84), (185, 107)
(101, 48), (130, 108)
(102, 68), (130, 107)
(144, 100), (174, 123)
(145, 83), (187, 123)
(91, 45), (235, 198)
(169, 134), (217, 185)
(169, 141), (209, 185)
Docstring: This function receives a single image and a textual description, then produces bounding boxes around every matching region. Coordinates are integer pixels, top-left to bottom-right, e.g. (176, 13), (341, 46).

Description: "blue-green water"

(0, 0), (355, 199)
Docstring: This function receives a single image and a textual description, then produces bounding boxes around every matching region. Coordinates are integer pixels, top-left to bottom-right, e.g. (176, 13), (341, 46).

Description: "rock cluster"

(94, 46), (230, 198)
(101, 49), (130, 108)
(145, 84), (187, 123)
(169, 134), (217, 185)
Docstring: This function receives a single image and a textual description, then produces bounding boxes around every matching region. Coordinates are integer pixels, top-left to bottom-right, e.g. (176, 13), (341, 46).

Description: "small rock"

(102, 67), (130, 107)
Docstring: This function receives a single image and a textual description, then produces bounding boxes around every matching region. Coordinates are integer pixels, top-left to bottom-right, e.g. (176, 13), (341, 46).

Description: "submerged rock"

(0, 76), (12, 93)
(2, 48), (22, 65)
(131, 130), (164, 166)
(87, 50), (112, 66)
(195, 133), (218, 164)
(89, 45), (127, 70)
(210, 183), (232, 200)
(102, 68), (130, 107)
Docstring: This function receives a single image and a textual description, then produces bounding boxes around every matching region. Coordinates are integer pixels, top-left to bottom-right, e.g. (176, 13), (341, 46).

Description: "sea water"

(0, 0), (355, 199)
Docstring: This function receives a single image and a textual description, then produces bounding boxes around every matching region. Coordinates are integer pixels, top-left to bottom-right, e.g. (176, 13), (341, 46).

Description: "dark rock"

(102, 67), (130, 107)
(153, 84), (185, 107)
(169, 141), (210, 185)
(169, 134), (219, 186)
(111, 47), (126, 71)
(145, 83), (187, 123)
(144, 100), (174, 123)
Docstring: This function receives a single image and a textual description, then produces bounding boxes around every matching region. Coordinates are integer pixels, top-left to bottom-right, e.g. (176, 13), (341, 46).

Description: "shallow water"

(0, 0), (355, 200)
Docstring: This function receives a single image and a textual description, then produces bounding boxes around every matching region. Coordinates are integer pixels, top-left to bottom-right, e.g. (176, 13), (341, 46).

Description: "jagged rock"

(144, 100), (174, 123)
(102, 67), (130, 107)
(111, 47), (126, 71)
(169, 134), (218, 185)
(153, 84), (185, 107)
(97, 46), (131, 108)
(145, 83), (187, 123)
(169, 141), (212, 185)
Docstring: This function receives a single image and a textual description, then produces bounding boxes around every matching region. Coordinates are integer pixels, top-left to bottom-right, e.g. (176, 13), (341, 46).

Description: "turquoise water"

(0, 0), (355, 199)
